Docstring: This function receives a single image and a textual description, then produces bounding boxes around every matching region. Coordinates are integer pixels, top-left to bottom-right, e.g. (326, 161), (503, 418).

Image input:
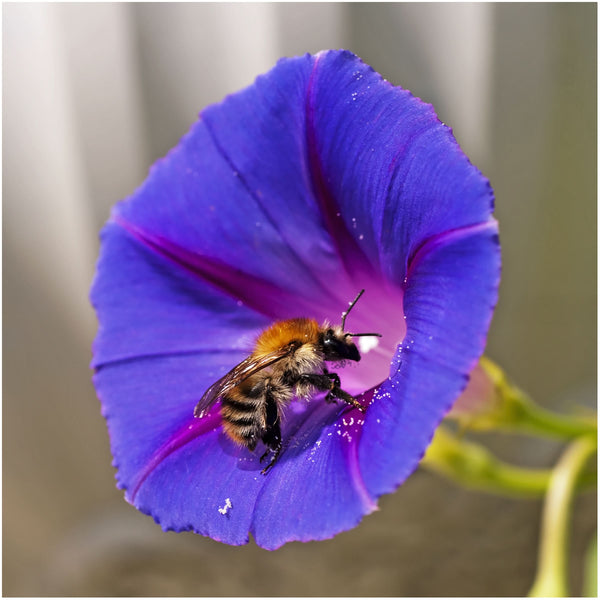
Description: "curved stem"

(449, 357), (597, 440)
(503, 390), (597, 440)
(583, 534), (597, 597)
(422, 427), (596, 498)
(528, 436), (597, 597)
(423, 427), (550, 498)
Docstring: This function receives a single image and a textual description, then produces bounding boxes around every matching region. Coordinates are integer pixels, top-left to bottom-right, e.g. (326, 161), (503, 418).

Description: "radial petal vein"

(202, 116), (337, 301)
(305, 55), (375, 280)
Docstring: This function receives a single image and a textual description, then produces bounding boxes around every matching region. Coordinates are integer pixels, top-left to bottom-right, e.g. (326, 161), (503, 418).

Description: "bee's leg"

(296, 372), (337, 392)
(322, 367), (341, 391)
(296, 372), (365, 413)
(326, 385), (366, 414)
(259, 392), (282, 475)
(300, 370), (341, 405)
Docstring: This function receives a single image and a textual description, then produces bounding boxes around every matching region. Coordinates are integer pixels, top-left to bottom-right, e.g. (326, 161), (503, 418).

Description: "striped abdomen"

(220, 371), (294, 450)
(218, 373), (276, 449)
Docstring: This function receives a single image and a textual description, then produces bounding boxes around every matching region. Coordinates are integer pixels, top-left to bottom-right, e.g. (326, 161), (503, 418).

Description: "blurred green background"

(3, 2), (596, 596)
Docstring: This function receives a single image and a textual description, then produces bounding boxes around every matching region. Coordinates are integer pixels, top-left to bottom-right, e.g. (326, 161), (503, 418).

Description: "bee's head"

(321, 290), (382, 362)
(321, 327), (361, 362)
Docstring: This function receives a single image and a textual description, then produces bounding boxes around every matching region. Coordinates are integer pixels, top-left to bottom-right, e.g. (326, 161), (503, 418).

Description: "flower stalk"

(583, 534), (597, 597)
(450, 357), (597, 440)
(422, 426), (551, 497)
(422, 426), (596, 498)
(528, 435), (597, 597)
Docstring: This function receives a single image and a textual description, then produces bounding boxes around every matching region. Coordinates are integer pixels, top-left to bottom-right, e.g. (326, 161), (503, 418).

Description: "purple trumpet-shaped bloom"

(91, 50), (500, 549)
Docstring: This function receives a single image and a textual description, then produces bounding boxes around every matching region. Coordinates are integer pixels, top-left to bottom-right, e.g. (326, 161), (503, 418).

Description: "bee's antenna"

(341, 289), (365, 330)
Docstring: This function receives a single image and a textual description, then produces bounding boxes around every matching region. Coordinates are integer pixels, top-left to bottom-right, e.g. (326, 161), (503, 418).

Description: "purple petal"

(251, 400), (377, 550)
(91, 49), (500, 549)
(115, 64), (356, 319)
(307, 50), (494, 286)
(90, 223), (272, 368)
(131, 420), (263, 546)
(359, 222), (501, 496)
(95, 353), (234, 494)
(98, 348), (375, 548)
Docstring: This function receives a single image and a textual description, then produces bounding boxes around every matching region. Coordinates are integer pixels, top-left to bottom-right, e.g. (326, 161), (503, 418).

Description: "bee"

(193, 289), (381, 474)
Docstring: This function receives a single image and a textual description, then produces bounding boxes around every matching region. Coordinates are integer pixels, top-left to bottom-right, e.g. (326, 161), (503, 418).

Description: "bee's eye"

(323, 329), (336, 347)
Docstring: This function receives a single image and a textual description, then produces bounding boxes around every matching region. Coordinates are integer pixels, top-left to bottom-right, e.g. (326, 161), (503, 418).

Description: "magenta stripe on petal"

(114, 216), (319, 320)
(340, 388), (378, 513)
(128, 409), (222, 502)
(407, 219), (499, 278)
(305, 54), (375, 280)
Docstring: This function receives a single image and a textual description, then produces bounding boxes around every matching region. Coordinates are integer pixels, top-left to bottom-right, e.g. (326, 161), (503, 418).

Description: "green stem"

(528, 436), (597, 597)
(583, 534), (597, 597)
(422, 427), (596, 498)
(422, 427), (551, 498)
(450, 357), (597, 440)
(502, 390), (597, 440)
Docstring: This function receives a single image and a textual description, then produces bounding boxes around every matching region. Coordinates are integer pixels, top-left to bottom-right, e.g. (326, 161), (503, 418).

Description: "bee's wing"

(193, 349), (292, 418)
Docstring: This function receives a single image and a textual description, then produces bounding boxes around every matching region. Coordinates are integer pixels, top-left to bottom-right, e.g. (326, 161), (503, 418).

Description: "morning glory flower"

(91, 50), (500, 550)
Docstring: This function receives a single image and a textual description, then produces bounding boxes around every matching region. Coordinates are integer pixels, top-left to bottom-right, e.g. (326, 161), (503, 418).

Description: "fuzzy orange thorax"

(253, 318), (321, 357)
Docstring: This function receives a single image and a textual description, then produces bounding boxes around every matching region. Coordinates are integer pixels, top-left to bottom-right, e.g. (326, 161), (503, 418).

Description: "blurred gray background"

(3, 2), (596, 596)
